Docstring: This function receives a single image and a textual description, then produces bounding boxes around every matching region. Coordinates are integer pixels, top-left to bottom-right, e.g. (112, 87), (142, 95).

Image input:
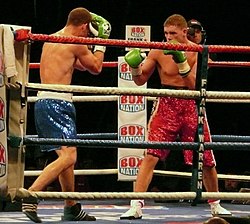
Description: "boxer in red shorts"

(120, 14), (231, 220)
(147, 97), (215, 167)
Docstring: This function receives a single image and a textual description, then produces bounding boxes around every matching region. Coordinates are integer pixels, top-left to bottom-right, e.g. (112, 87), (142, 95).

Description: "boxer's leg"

(120, 154), (159, 219)
(203, 119), (232, 217)
(58, 147), (96, 221)
(121, 97), (178, 220)
(22, 145), (77, 223)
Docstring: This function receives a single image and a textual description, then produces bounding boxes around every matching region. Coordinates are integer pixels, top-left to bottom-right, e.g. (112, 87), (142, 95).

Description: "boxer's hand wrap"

(130, 67), (142, 77)
(93, 45), (106, 53)
(124, 48), (146, 77)
(164, 40), (191, 77)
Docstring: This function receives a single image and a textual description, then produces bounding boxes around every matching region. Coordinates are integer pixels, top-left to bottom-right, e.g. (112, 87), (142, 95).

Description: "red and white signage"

(0, 59), (7, 195)
(117, 56), (147, 181)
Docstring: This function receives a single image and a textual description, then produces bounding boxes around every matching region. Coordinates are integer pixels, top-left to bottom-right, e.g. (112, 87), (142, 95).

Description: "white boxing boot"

(209, 200), (232, 216)
(120, 200), (144, 220)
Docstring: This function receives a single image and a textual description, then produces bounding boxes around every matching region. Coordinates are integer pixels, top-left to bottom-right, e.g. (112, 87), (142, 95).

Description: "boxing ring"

(0, 29), (250, 223)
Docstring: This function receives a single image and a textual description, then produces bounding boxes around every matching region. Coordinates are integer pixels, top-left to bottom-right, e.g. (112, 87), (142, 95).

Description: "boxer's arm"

(74, 59), (87, 71)
(178, 53), (197, 90)
(182, 61), (196, 89)
(125, 48), (157, 86)
(75, 45), (104, 75)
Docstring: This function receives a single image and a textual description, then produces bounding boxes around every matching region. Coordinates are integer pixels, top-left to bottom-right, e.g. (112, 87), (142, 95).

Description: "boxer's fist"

(89, 13), (111, 39)
(125, 48), (146, 68)
(164, 40), (187, 63)
(164, 40), (190, 77)
(125, 48), (146, 76)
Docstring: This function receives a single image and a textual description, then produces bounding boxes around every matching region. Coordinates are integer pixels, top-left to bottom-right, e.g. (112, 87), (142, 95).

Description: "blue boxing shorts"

(34, 91), (76, 152)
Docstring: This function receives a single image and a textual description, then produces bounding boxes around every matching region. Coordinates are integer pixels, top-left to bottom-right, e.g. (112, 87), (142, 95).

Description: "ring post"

(0, 25), (31, 206)
(191, 45), (209, 205)
(0, 51), (8, 202)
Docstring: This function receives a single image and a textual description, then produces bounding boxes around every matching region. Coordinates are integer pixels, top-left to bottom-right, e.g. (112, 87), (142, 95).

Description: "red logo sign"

(131, 27), (145, 37)
(119, 155), (143, 176)
(0, 143), (6, 177)
(119, 95), (145, 112)
(0, 97), (4, 119)
(119, 125), (145, 141)
(0, 97), (5, 132)
(119, 62), (132, 81)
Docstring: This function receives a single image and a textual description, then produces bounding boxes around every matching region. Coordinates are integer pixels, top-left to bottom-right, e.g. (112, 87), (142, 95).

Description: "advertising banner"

(117, 56), (147, 181)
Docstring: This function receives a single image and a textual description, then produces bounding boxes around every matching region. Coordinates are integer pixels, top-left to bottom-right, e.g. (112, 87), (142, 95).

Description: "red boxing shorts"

(147, 97), (216, 167)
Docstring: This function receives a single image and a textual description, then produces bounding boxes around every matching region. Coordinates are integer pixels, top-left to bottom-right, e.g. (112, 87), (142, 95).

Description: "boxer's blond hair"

(163, 14), (187, 29)
(66, 7), (92, 26)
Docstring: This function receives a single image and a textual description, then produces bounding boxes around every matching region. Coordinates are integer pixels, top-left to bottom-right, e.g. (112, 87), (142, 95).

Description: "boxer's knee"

(59, 146), (77, 167)
(203, 150), (216, 167)
(143, 153), (160, 169)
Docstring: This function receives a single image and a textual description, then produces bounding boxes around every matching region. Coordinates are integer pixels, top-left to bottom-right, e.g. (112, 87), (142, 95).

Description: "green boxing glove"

(89, 13), (111, 39)
(164, 40), (191, 77)
(124, 48), (146, 76)
(89, 13), (112, 53)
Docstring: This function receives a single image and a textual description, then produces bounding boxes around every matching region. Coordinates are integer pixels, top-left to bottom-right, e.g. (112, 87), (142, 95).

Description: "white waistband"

(37, 91), (73, 102)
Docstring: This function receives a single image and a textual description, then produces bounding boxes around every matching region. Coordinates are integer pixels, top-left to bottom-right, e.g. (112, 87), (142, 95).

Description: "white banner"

(125, 25), (151, 52)
(117, 56), (147, 181)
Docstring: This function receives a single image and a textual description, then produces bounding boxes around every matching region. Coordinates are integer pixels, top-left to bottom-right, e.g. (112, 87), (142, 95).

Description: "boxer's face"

(164, 25), (187, 43)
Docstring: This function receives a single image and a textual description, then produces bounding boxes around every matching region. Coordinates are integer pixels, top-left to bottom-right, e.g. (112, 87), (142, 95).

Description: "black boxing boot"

(62, 203), (96, 221)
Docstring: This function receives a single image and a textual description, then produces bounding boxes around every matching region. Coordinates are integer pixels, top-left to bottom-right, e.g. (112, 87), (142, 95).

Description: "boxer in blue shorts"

(34, 92), (77, 152)
(22, 7), (111, 223)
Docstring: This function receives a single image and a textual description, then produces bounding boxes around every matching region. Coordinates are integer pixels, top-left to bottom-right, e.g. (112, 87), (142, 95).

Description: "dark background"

(1, 0), (250, 192)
